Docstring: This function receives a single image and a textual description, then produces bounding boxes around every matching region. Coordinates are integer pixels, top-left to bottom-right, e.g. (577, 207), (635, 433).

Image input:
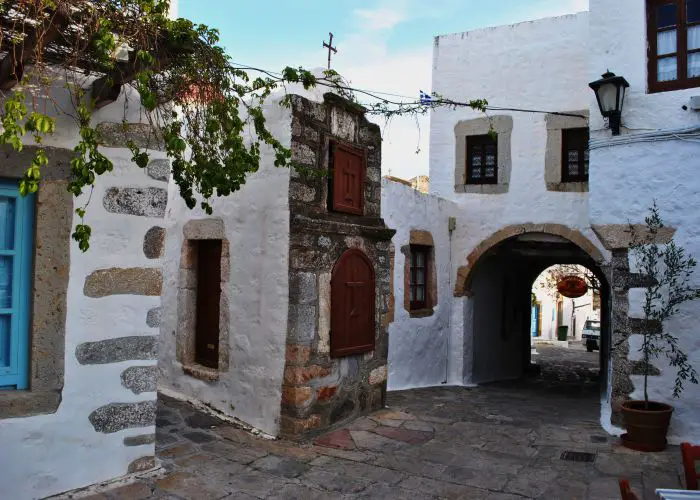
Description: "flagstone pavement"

(69, 349), (684, 500)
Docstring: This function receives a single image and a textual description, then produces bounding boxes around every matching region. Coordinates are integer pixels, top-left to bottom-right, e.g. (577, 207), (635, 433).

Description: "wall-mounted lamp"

(589, 71), (630, 136)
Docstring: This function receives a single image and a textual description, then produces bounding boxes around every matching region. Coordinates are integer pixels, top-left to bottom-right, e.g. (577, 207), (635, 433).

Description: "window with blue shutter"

(0, 181), (35, 391)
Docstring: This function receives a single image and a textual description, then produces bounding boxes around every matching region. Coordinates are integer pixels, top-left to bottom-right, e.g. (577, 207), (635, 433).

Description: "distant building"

(531, 265), (599, 342)
(383, 175), (429, 193)
(384, 175), (412, 187)
(410, 175), (430, 193)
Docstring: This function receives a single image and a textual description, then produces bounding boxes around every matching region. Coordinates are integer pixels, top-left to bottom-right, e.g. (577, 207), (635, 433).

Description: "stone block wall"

(593, 225), (673, 428)
(608, 249), (634, 426)
(281, 94), (395, 438)
(75, 121), (168, 472)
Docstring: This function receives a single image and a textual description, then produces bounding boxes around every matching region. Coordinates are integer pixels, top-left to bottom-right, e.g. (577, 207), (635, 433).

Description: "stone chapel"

(158, 86), (395, 439)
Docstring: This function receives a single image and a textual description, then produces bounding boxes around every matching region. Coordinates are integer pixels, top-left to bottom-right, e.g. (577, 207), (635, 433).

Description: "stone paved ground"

(532, 343), (601, 390)
(73, 349), (685, 500)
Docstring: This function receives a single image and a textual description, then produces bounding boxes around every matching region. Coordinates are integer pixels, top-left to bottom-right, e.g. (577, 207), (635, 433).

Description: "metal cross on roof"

(323, 32), (337, 70)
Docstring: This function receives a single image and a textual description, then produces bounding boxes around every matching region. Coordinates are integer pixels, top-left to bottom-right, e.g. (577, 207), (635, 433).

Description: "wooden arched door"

(331, 249), (376, 357)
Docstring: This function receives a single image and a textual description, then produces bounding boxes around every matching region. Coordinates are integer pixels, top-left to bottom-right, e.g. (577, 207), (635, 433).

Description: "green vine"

(0, 90), (57, 198)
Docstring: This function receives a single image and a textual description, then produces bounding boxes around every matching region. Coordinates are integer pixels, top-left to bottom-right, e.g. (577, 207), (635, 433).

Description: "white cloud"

(573, 0), (589, 12)
(354, 7), (408, 31)
(335, 47), (432, 180)
(330, 1), (434, 179)
(352, 0), (455, 34)
(521, 0), (589, 21)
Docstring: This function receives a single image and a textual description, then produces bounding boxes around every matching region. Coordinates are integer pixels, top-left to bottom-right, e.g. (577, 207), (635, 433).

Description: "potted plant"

(620, 202), (699, 452)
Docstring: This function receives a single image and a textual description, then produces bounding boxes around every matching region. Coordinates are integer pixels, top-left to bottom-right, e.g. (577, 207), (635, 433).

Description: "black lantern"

(589, 71), (629, 136)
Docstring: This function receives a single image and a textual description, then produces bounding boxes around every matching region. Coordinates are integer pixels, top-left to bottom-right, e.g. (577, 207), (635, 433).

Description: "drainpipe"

(443, 216), (456, 384)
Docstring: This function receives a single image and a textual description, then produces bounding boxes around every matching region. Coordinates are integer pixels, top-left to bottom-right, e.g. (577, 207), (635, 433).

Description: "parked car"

(581, 320), (601, 352)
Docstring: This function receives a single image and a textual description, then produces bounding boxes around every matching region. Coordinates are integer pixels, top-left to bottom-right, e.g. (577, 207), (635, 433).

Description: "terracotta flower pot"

(621, 400), (673, 452)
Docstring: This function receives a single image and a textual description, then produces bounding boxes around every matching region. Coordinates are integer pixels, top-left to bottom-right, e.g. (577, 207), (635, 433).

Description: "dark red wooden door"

(332, 144), (365, 215)
(331, 249), (375, 357)
(195, 240), (222, 368)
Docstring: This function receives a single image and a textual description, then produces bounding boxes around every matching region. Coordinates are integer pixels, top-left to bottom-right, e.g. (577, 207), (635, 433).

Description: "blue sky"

(178, 0), (589, 178)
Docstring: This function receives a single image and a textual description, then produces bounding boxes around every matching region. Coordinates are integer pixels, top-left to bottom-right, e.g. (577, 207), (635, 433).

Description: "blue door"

(0, 181), (35, 390)
(530, 304), (540, 337)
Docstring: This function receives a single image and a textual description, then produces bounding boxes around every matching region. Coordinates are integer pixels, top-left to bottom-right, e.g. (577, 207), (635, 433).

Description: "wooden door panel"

(195, 240), (222, 368)
(332, 144), (365, 215)
(331, 249), (375, 357)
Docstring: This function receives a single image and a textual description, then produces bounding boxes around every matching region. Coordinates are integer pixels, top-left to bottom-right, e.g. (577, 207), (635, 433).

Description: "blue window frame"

(0, 181), (35, 390)
(530, 304), (541, 337)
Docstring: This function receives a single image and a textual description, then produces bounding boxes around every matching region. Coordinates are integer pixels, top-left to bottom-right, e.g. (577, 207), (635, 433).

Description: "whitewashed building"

(383, 3), (700, 444)
(589, 0), (700, 441)
(0, 84), (167, 499)
(158, 79), (394, 441)
(384, 12), (598, 389)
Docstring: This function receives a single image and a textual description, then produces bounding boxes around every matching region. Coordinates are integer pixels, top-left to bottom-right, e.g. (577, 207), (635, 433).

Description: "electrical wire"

(483, 106), (585, 118)
(229, 62), (588, 119)
(228, 62), (700, 147)
(589, 126), (700, 150)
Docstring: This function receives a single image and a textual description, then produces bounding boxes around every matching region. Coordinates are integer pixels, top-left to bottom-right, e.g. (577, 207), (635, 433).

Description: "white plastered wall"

(0, 84), (163, 500)
(589, 0), (700, 443)
(428, 13), (607, 387)
(381, 179), (457, 390)
(159, 102), (290, 437)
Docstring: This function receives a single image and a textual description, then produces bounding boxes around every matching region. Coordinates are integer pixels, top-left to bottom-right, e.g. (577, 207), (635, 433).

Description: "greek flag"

(420, 90), (433, 105)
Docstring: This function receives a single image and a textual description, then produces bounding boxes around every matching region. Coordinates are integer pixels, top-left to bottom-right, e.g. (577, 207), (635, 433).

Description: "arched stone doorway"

(454, 223), (605, 298)
(455, 227), (611, 398)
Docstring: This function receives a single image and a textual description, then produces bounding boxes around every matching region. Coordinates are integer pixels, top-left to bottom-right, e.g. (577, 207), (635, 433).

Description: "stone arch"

(453, 223), (605, 297)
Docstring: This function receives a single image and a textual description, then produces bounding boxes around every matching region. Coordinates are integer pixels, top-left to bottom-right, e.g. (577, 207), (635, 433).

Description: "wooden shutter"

(466, 135), (498, 184)
(0, 181), (34, 390)
(330, 249), (375, 357)
(331, 143), (365, 215)
(561, 128), (589, 182)
(409, 245), (429, 310)
(195, 240), (222, 368)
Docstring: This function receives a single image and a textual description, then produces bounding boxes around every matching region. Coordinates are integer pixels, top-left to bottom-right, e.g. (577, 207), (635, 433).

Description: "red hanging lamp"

(557, 275), (588, 299)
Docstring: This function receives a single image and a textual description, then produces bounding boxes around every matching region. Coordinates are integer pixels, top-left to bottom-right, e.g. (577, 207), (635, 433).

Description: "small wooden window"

(330, 143), (365, 215)
(409, 245), (430, 310)
(330, 249), (375, 357)
(195, 240), (222, 368)
(466, 135), (498, 185)
(647, 0), (700, 92)
(561, 128), (589, 183)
